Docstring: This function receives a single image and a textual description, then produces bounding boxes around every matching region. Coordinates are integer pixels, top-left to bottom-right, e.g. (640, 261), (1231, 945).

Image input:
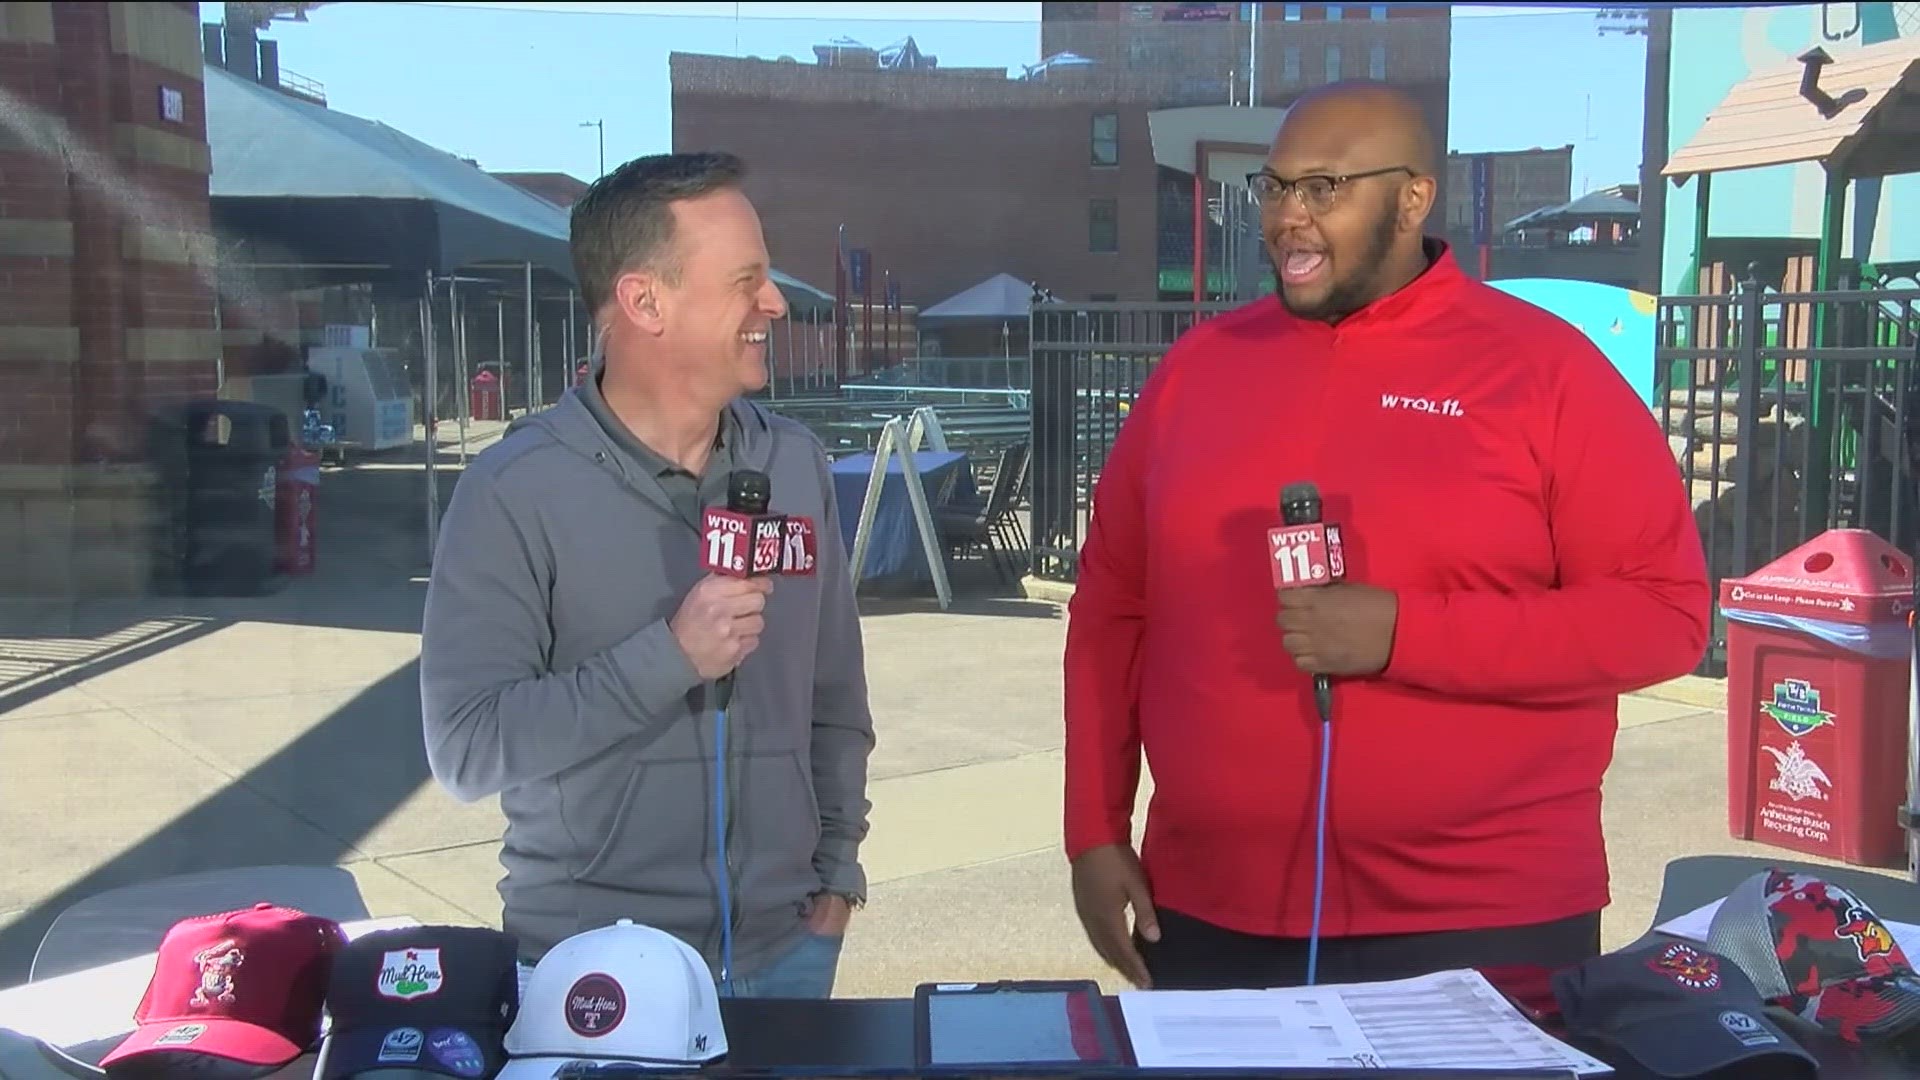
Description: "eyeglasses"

(1245, 166), (1416, 215)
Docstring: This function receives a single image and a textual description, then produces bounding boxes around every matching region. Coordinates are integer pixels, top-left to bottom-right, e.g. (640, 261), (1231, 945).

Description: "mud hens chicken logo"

(1837, 903), (1899, 965)
(1763, 678), (1835, 738)
(1648, 943), (1723, 991)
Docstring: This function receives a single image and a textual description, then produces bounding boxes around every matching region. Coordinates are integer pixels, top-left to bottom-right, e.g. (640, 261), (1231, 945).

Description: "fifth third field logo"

(1763, 678), (1834, 738)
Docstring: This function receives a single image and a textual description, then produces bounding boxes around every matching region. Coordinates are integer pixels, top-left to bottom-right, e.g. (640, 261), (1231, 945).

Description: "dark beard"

(1277, 198), (1402, 324)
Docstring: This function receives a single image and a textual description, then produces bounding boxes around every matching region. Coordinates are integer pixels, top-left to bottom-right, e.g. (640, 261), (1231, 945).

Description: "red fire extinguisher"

(276, 446), (321, 574)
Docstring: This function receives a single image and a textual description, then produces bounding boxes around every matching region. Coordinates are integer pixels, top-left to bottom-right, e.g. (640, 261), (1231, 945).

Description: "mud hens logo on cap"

(377, 947), (445, 1000)
(564, 973), (626, 1038)
(191, 940), (245, 1007)
(1647, 942), (1723, 991)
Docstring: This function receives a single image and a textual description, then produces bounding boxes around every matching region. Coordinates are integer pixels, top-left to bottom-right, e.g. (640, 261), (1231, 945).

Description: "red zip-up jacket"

(1063, 247), (1710, 940)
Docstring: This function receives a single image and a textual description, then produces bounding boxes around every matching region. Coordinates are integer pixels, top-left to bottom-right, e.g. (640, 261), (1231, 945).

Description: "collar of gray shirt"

(577, 368), (737, 527)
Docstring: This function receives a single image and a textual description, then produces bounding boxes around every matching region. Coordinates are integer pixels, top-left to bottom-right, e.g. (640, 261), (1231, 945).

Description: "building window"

(1369, 43), (1385, 79)
(1283, 45), (1301, 83)
(1326, 4), (1343, 18)
(1091, 112), (1119, 167)
(1369, 3), (1387, 19)
(1090, 198), (1118, 253)
(1283, 3), (1301, 20)
(1325, 44), (1341, 80)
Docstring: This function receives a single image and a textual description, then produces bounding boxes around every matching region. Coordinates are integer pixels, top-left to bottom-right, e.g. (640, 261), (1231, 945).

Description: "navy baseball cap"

(1551, 940), (1818, 1078)
(314, 926), (519, 1080)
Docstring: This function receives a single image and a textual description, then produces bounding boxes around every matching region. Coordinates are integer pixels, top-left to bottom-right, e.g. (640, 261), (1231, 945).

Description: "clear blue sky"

(205, 1), (1648, 193)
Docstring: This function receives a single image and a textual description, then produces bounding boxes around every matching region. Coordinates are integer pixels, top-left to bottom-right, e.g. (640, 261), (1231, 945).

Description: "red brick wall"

(670, 37), (1449, 309)
(673, 57), (1163, 306)
(0, 1), (216, 468)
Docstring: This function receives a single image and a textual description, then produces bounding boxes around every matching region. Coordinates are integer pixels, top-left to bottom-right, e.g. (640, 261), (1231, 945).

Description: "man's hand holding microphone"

(678, 467), (818, 683)
(671, 573), (773, 679)
(1271, 482), (1396, 678)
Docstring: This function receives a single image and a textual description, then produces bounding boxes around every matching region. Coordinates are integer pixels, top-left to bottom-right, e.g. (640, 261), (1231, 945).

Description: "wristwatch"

(813, 888), (865, 910)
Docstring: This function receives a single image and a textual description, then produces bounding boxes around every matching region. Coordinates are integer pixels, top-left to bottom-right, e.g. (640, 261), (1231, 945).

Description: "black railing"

(1658, 280), (1919, 674)
(1028, 301), (1236, 580)
(1029, 287), (1920, 681)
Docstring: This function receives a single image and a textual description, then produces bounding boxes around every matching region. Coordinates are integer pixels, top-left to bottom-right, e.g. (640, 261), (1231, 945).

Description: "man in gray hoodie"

(419, 152), (874, 999)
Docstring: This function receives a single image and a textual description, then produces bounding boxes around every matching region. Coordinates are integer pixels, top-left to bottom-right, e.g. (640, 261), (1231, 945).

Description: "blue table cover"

(830, 450), (981, 585)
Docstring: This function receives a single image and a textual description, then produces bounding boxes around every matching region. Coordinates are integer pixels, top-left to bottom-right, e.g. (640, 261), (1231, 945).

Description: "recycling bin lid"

(1719, 528), (1915, 626)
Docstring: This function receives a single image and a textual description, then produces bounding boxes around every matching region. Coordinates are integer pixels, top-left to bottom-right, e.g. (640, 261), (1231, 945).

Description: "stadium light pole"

(580, 119), (605, 179)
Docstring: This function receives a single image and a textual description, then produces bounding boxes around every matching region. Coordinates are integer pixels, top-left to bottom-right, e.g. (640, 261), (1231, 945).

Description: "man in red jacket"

(1063, 82), (1710, 991)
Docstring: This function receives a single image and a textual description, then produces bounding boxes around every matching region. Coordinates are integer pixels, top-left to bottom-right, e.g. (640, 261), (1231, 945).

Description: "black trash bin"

(150, 400), (289, 596)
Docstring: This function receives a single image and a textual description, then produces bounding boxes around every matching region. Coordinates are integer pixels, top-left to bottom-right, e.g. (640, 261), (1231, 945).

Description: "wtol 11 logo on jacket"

(1763, 677), (1835, 737)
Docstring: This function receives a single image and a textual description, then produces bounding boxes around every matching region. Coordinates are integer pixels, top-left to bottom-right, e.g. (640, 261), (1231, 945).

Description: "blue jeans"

(516, 929), (844, 1001)
(718, 930), (844, 999)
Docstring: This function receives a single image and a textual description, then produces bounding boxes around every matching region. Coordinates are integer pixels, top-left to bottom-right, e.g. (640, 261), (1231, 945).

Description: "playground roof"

(1663, 35), (1920, 183)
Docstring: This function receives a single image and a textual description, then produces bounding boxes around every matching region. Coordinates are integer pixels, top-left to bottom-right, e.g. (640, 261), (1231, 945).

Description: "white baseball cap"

(496, 920), (725, 1080)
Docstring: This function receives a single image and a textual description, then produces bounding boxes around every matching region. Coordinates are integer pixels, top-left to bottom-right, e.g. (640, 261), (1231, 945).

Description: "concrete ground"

(0, 439), (1904, 995)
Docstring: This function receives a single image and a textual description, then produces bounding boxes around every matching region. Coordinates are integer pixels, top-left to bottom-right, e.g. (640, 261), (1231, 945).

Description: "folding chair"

(29, 865), (370, 983)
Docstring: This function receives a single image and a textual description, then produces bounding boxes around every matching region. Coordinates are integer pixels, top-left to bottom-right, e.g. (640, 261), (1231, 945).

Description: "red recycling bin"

(275, 446), (321, 575)
(469, 369), (502, 421)
(1722, 528), (1915, 868)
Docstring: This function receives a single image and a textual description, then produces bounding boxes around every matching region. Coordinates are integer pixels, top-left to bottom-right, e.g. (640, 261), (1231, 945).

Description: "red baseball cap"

(100, 903), (347, 1070)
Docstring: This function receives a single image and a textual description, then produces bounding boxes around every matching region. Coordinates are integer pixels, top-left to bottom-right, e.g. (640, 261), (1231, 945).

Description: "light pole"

(580, 119), (605, 179)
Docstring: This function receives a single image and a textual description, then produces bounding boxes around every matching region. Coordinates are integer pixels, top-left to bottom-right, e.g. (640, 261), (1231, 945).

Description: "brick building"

(1442, 144), (1575, 256)
(670, 2), (1449, 309)
(1, 2), (219, 596)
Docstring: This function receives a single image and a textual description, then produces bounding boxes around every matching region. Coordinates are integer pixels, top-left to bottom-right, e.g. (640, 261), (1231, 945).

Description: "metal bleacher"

(760, 391), (1031, 460)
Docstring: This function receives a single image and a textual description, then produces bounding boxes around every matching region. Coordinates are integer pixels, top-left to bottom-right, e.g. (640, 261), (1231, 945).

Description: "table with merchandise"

(0, 855), (1916, 1080)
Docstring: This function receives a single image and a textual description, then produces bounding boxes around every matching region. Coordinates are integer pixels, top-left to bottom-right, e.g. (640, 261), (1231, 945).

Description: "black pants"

(1137, 907), (1602, 990)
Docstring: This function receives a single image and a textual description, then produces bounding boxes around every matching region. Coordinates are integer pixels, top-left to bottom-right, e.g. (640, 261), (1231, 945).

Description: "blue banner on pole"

(849, 249), (870, 294)
(1471, 154), (1493, 247)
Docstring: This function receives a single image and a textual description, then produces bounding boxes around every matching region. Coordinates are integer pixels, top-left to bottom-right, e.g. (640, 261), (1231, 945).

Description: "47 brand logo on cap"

(1718, 1010), (1780, 1048)
(378, 948), (444, 1000)
(1648, 942), (1723, 991)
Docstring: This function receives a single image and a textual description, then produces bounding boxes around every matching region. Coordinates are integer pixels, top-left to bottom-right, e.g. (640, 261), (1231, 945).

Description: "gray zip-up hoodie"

(418, 386), (874, 979)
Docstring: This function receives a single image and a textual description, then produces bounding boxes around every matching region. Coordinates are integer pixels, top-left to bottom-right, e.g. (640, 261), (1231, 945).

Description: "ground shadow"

(0, 658), (431, 987)
(858, 596), (1060, 620)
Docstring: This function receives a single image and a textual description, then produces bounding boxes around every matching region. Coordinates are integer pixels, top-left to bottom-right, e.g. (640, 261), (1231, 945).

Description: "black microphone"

(1278, 481), (1337, 725)
(729, 468), (772, 516)
(708, 469), (779, 712)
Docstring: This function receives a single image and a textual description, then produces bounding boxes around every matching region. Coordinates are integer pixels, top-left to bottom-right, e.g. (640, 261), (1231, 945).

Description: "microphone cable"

(713, 678), (735, 985)
(1308, 675), (1334, 987)
(704, 469), (768, 988)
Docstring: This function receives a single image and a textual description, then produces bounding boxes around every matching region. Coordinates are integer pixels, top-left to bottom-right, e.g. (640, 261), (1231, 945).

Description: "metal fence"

(1027, 286), (1920, 679)
(1659, 280), (1920, 674)
(1028, 301), (1236, 579)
